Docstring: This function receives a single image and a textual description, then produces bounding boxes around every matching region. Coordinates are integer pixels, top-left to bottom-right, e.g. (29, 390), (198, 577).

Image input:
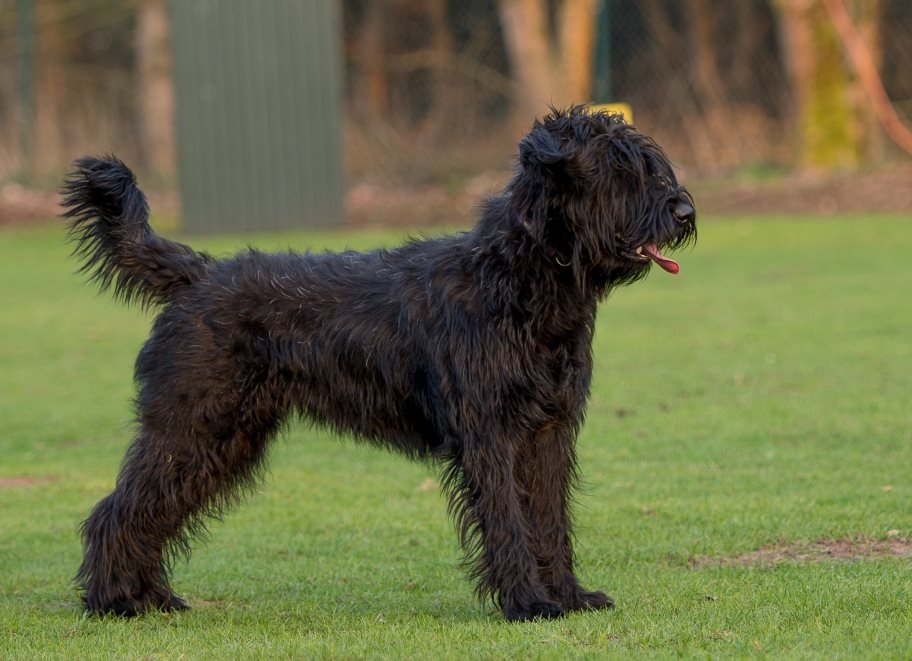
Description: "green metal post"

(592, 0), (612, 103)
(16, 0), (36, 182)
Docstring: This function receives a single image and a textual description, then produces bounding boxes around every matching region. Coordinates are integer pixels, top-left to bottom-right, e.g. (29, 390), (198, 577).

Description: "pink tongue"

(643, 243), (680, 274)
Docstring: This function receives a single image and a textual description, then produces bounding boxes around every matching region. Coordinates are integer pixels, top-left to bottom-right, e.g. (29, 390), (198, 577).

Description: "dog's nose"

(673, 201), (695, 224)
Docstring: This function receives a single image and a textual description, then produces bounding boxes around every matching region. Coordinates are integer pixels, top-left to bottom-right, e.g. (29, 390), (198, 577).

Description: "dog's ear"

(518, 124), (583, 179)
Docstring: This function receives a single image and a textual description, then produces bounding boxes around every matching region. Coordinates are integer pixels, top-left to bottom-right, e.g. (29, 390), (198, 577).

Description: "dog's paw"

(564, 589), (615, 612)
(162, 594), (190, 612)
(87, 599), (142, 617)
(84, 592), (189, 617)
(504, 599), (566, 622)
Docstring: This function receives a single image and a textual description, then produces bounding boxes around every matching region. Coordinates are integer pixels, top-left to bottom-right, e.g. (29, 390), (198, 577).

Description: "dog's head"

(509, 105), (696, 292)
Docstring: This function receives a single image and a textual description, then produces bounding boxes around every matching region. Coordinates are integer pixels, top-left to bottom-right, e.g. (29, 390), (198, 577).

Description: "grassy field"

(1, 215), (910, 658)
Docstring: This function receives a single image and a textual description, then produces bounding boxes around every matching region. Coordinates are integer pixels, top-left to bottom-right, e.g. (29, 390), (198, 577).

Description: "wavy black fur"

(65, 106), (696, 621)
(61, 156), (212, 309)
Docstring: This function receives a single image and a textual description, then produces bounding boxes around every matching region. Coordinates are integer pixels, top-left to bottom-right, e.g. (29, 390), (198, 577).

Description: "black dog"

(63, 106), (695, 621)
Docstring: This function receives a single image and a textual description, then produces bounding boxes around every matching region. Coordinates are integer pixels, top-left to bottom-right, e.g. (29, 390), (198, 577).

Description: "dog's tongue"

(642, 243), (680, 274)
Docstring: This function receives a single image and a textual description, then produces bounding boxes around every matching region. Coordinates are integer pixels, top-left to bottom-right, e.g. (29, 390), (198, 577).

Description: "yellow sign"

(590, 103), (633, 124)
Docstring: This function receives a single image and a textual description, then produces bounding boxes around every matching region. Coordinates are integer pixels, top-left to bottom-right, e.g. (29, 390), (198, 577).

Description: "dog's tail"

(61, 156), (212, 308)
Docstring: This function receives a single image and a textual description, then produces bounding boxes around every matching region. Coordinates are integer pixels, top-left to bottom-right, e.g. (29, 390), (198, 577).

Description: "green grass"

(1, 215), (910, 658)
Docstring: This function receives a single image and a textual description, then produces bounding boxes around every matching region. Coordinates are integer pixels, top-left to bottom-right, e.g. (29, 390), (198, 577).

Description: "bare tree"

(686, 0), (744, 168)
(824, 0), (912, 158)
(136, 0), (176, 176)
(34, 0), (66, 172)
(777, 0), (859, 170)
(355, 0), (392, 118)
(497, 0), (599, 120)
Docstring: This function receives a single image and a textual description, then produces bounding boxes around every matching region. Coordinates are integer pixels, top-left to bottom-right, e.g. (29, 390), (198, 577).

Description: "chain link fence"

(341, 0), (912, 179)
(0, 0), (910, 185)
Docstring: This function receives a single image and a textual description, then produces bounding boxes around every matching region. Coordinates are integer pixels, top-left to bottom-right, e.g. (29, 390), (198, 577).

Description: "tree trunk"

(778, 0), (859, 170)
(498, 0), (598, 122)
(419, 0), (455, 138)
(557, 0), (599, 103)
(34, 0), (66, 172)
(852, 0), (884, 162)
(686, 0), (742, 168)
(357, 0), (392, 117)
(136, 0), (177, 176)
(498, 0), (559, 119)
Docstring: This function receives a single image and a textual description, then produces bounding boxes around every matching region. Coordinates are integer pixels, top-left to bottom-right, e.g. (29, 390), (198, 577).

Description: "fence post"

(592, 0), (612, 103)
(16, 0), (35, 182)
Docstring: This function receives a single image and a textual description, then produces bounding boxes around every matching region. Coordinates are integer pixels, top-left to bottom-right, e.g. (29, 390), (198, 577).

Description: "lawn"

(1, 215), (910, 658)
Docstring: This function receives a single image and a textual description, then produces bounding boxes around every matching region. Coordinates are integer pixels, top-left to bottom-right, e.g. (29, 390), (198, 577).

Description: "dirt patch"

(3, 165), (911, 229)
(190, 598), (229, 608)
(691, 165), (912, 216)
(0, 186), (179, 228)
(0, 184), (60, 226)
(346, 165), (912, 226)
(690, 536), (912, 568)
(345, 171), (507, 228)
(0, 475), (58, 488)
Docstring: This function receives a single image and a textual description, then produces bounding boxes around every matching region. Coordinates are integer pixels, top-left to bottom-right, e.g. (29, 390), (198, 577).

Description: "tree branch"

(823, 0), (912, 156)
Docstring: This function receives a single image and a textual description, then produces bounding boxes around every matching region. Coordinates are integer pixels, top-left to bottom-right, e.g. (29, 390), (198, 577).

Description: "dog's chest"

(526, 339), (592, 416)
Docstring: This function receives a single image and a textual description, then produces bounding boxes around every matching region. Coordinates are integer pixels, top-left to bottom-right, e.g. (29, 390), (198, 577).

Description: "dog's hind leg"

(443, 435), (565, 622)
(77, 394), (276, 616)
(78, 432), (191, 616)
(517, 423), (614, 613)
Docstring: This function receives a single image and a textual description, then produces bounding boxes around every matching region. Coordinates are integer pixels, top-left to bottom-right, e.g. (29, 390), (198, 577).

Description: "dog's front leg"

(518, 423), (614, 613)
(443, 433), (564, 622)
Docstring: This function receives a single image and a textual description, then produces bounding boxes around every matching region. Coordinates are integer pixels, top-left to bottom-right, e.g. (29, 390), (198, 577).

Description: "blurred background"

(0, 0), (910, 230)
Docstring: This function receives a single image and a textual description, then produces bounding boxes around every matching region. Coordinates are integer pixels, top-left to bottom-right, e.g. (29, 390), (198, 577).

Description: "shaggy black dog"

(63, 106), (695, 622)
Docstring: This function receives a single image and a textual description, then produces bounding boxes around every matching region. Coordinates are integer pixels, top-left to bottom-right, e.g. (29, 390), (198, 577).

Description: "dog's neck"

(468, 195), (600, 340)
